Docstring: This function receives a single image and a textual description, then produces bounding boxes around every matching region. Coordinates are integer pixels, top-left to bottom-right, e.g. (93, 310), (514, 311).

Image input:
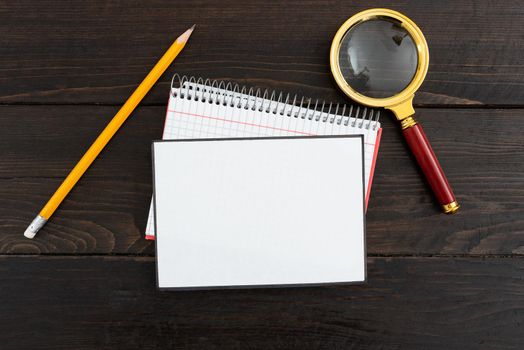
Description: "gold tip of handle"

(442, 201), (460, 214)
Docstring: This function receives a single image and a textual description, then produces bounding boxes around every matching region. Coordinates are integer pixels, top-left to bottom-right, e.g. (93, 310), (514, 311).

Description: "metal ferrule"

(400, 116), (418, 130)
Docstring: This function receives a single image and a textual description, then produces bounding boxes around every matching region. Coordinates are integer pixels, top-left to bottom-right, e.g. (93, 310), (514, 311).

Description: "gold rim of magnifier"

(330, 8), (429, 115)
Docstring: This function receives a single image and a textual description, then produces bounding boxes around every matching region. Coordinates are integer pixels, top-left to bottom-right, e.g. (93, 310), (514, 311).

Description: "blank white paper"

(153, 136), (366, 289)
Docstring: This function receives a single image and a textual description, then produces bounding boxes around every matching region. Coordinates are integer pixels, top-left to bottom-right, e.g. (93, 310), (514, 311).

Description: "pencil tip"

(24, 227), (36, 239)
(24, 215), (47, 239)
(176, 25), (196, 44)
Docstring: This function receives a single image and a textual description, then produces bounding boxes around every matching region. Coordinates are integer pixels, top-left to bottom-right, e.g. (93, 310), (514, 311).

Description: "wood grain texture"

(1, 255), (523, 350)
(1, 105), (522, 255)
(1, 0), (523, 106)
(1, 1), (523, 347)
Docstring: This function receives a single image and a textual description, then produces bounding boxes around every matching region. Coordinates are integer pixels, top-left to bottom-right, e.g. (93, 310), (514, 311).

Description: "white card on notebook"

(152, 135), (366, 290)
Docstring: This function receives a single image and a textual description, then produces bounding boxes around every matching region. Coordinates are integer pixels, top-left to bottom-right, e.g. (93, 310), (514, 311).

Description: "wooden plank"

(0, 255), (522, 349)
(1, 105), (523, 255)
(0, 0), (523, 106)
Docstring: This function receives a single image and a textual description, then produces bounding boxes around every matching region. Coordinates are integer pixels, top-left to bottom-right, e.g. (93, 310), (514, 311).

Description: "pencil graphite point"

(176, 25), (196, 44)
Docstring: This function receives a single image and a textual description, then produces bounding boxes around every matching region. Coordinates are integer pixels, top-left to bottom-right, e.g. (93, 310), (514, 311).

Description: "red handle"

(402, 120), (459, 213)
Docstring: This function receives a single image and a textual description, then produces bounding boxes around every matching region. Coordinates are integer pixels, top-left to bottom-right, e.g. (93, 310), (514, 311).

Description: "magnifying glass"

(330, 8), (459, 214)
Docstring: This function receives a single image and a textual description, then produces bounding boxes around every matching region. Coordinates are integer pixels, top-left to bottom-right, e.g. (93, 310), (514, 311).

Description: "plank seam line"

(0, 253), (522, 259)
(1, 102), (524, 109)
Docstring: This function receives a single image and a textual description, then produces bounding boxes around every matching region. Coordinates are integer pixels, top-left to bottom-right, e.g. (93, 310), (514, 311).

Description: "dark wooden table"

(1, 1), (523, 349)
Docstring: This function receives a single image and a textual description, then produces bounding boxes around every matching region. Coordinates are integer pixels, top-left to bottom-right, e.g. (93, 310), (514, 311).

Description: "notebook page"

(153, 136), (365, 289)
(145, 83), (382, 238)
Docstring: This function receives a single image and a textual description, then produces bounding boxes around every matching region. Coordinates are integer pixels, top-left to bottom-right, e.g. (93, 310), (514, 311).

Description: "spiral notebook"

(145, 75), (382, 239)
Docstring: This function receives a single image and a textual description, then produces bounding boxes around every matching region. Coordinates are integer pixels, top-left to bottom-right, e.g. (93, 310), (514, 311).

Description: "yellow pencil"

(24, 25), (195, 239)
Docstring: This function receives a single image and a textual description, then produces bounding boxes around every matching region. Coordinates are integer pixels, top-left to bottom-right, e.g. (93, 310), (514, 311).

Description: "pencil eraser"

(24, 215), (46, 239)
(24, 228), (37, 239)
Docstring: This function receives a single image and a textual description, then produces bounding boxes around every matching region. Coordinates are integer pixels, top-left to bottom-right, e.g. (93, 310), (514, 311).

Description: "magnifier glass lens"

(338, 18), (418, 99)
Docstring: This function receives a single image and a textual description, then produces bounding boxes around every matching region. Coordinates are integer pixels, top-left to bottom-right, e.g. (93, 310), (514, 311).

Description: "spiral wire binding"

(170, 74), (380, 131)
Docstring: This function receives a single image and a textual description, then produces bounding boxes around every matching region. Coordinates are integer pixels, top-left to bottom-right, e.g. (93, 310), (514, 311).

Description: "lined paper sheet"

(145, 82), (382, 239)
(153, 136), (366, 289)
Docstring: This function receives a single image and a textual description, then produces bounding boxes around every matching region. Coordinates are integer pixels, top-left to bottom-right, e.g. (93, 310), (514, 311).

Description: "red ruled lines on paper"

(168, 110), (376, 147)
